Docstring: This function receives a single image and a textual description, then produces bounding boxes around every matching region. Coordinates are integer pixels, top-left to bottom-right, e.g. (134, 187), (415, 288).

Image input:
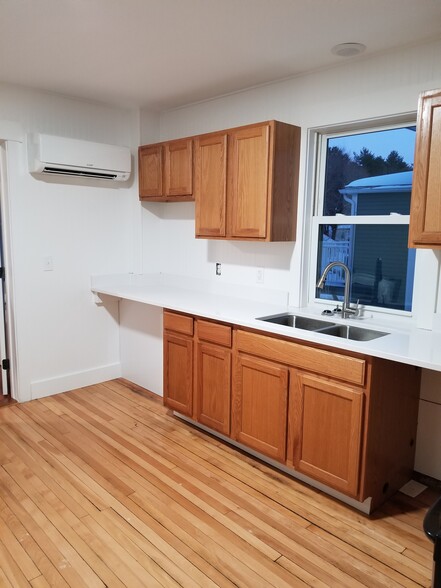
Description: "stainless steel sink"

(256, 313), (388, 341)
(313, 324), (388, 341)
(258, 313), (296, 327)
(257, 313), (334, 331)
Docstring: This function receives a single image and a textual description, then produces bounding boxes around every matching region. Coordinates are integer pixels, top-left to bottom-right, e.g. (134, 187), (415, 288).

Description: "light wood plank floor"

(0, 378), (438, 587)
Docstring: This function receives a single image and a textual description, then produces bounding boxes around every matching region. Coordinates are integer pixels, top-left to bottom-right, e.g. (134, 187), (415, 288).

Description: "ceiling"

(1, 0), (441, 111)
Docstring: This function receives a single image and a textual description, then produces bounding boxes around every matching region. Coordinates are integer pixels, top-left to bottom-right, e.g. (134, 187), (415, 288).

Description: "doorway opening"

(0, 142), (14, 404)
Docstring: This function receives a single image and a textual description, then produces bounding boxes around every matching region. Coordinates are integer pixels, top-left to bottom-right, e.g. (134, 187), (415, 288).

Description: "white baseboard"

(30, 362), (121, 400)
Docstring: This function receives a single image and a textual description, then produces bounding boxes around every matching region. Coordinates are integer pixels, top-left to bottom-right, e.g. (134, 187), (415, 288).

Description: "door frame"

(0, 141), (19, 400)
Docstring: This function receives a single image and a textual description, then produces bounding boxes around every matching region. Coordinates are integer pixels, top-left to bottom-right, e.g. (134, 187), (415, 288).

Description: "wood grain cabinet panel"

(194, 120), (301, 241)
(232, 353), (289, 462)
(195, 342), (231, 435)
(235, 329), (366, 386)
(164, 139), (193, 197)
(163, 310), (194, 336)
(195, 320), (232, 434)
(163, 332), (193, 416)
(139, 138), (193, 201)
(409, 88), (441, 247)
(290, 371), (363, 497)
(138, 145), (163, 198)
(163, 312), (231, 433)
(228, 124), (270, 239)
(197, 319), (231, 347)
(195, 133), (228, 237)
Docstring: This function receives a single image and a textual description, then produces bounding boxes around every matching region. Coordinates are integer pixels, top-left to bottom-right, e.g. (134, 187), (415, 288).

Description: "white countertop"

(91, 273), (441, 372)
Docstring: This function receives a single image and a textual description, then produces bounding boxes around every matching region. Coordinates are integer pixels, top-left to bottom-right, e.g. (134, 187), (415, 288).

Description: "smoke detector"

(331, 42), (366, 57)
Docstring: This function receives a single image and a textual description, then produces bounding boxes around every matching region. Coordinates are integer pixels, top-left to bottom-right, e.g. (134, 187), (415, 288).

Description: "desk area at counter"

(91, 272), (441, 373)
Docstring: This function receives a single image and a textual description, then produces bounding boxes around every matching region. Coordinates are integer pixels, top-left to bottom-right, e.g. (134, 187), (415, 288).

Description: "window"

(311, 124), (416, 313)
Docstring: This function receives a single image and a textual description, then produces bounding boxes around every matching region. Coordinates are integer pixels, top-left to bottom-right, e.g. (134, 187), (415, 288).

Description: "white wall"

(415, 370), (441, 478)
(139, 38), (441, 480)
(119, 301), (163, 395)
(142, 38), (441, 305)
(0, 84), (141, 402)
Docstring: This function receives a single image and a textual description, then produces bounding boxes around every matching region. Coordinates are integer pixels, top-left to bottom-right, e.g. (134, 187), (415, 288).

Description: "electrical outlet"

(256, 268), (264, 283)
(215, 262), (222, 276)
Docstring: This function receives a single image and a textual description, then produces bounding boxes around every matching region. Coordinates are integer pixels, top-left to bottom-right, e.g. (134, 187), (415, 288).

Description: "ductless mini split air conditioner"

(27, 133), (131, 182)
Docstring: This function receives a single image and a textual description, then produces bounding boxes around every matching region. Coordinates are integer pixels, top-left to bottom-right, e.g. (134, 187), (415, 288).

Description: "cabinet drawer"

(236, 330), (366, 386)
(163, 311), (194, 336)
(197, 320), (232, 347)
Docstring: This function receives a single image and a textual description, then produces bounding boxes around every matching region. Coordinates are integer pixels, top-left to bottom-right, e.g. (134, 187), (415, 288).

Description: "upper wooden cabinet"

(194, 132), (228, 238)
(409, 89), (441, 247)
(194, 121), (301, 241)
(139, 120), (300, 240)
(139, 138), (193, 201)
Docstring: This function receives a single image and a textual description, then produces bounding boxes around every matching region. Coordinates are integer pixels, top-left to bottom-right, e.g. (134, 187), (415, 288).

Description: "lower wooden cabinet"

(234, 329), (420, 508)
(163, 311), (194, 416)
(163, 312), (421, 510)
(163, 331), (193, 416)
(163, 311), (232, 434)
(290, 371), (363, 497)
(232, 354), (288, 462)
(195, 341), (231, 435)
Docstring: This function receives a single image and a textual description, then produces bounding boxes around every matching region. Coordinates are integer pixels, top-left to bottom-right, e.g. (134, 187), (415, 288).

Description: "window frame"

(307, 118), (417, 319)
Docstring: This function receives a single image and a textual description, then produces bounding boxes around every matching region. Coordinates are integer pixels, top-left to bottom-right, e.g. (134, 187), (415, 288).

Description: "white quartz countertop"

(91, 273), (441, 372)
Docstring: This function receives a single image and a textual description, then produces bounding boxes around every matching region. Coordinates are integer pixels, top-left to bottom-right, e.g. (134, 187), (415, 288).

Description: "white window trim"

(308, 216), (413, 319)
(301, 113), (439, 328)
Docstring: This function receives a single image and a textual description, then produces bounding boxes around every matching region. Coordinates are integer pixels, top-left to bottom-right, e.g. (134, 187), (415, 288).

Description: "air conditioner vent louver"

(27, 134), (131, 182)
(42, 167), (118, 180)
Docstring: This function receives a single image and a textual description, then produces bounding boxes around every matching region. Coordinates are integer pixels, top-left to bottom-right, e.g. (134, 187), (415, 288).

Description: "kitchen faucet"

(317, 261), (359, 319)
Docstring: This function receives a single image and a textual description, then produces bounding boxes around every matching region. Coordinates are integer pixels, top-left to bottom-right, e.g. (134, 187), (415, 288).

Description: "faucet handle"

(350, 299), (360, 316)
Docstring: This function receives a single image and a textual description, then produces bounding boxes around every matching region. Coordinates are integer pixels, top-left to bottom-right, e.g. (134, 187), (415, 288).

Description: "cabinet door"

(228, 124), (270, 239)
(139, 145), (163, 199)
(195, 342), (231, 435)
(232, 354), (288, 462)
(291, 372), (363, 497)
(194, 133), (228, 237)
(163, 332), (193, 416)
(164, 139), (193, 197)
(409, 89), (441, 247)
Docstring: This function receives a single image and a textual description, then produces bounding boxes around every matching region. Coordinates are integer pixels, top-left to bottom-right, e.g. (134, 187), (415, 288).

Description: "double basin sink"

(256, 313), (388, 342)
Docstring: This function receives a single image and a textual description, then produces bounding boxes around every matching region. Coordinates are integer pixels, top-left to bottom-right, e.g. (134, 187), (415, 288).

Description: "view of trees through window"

(315, 126), (416, 312)
(323, 127), (415, 216)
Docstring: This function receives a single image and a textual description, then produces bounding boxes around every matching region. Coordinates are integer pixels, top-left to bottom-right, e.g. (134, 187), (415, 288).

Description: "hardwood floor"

(0, 395), (15, 409)
(0, 378), (437, 587)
